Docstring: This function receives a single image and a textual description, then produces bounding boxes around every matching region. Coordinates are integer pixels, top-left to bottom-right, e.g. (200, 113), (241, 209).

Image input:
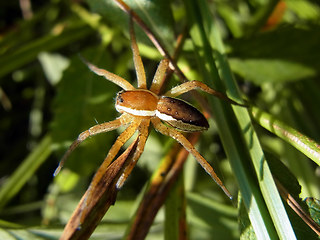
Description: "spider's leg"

(88, 117), (143, 190)
(101, 117), (142, 169)
(116, 118), (150, 189)
(54, 114), (133, 176)
(150, 59), (169, 95)
(129, 16), (147, 89)
(151, 118), (232, 199)
(81, 57), (135, 91)
(165, 80), (245, 106)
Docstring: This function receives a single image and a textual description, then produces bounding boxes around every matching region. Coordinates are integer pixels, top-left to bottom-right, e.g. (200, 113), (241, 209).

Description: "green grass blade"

(0, 24), (92, 80)
(183, 0), (297, 239)
(0, 135), (52, 210)
(245, 0), (280, 35)
(165, 172), (185, 240)
(251, 106), (320, 167)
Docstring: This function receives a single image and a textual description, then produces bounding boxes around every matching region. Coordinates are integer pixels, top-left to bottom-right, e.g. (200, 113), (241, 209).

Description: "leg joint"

(78, 131), (90, 141)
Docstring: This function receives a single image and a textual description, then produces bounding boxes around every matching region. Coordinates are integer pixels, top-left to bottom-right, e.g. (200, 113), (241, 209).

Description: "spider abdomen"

(156, 96), (209, 132)
(115, 90), (158, 116)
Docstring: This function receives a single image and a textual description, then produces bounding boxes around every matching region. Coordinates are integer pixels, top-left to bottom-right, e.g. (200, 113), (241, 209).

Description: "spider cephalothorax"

(115, 89), (209, 131)
(54, 18), (243, 199)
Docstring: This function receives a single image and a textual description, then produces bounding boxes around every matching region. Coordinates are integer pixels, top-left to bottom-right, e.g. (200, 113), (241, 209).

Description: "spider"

(54, 18), (243, 199)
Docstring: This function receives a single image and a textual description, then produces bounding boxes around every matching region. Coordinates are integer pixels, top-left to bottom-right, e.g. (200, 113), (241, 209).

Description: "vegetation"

(0, 0), (319, 239)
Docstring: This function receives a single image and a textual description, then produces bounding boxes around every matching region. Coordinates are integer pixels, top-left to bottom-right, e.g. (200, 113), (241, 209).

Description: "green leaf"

(265, 153), (319, 239)
(0, 23), (93, 80)
(165, 172), (185, 240)
(286, 1), (320, 20)
(183, 0), (297, 239)
(38, 52), (70, 85)
(239, 195), (256, 240)
(187, 193), (238, 240)
(228, 26), (320, 84)
(86, 0), (175, 53)
(50, 48), (121, 176)
(0, 135), (52, 210)
(229, 58), (315, 84)
(250, 106), (320, 167)
(305, 197), (320, 226)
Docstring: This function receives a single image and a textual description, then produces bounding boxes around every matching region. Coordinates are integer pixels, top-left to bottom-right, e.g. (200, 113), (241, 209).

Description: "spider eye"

(116, 91), (125, 103)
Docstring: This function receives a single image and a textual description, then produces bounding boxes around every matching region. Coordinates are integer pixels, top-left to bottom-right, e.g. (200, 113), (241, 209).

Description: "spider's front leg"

(151, 118), (232, 199)
(54, 113), (132, 176)
(81, 57), (135, 91)
(88, 117), (143, 191)
(165, 80), (245, 106)
(129, 16), (147, 89)
(84, 117), (149, 207)
(149, 59), (169, 95)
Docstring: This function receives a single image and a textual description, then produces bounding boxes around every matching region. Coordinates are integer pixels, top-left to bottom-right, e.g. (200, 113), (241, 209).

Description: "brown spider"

(54, 19), (240, 199)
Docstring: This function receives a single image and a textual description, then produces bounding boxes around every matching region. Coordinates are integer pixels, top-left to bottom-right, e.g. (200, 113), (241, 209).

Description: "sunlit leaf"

(38, 52), (70, 85)
(228, 26), (320, 84)
(86, 0), (175, 53)
(305, 198), (320, 226)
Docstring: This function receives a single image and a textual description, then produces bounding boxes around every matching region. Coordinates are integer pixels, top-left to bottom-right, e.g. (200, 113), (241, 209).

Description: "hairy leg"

(86, 117), (143, 195)
(81, 57), (135, 91)
(76, 117), (144, 216)
(98, 117), (143, 174)
(164, 80), (244, 106)
(150, 59), (169, 95)
(151, 118), (232, 199)
(129, 16), (147, 89)
(116, 118), (150, 189)
(54, 113), (133, 176)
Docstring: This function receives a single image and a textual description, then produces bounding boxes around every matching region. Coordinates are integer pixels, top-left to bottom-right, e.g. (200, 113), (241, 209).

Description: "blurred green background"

(0, 0), (320, 239)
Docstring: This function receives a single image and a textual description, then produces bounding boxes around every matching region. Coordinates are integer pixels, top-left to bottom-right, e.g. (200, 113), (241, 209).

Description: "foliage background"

(0, 0), (319, 239)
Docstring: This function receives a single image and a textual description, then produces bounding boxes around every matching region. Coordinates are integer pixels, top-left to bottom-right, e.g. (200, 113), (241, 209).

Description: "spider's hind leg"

(165, 80), (245, 106)
(151, 117), (232, 199)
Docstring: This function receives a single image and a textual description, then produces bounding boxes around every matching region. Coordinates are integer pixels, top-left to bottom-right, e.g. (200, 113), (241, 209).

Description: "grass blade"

(251, 106), (320, 167)
(0, 135), (52, 209)
(183, 0), (297, 239)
